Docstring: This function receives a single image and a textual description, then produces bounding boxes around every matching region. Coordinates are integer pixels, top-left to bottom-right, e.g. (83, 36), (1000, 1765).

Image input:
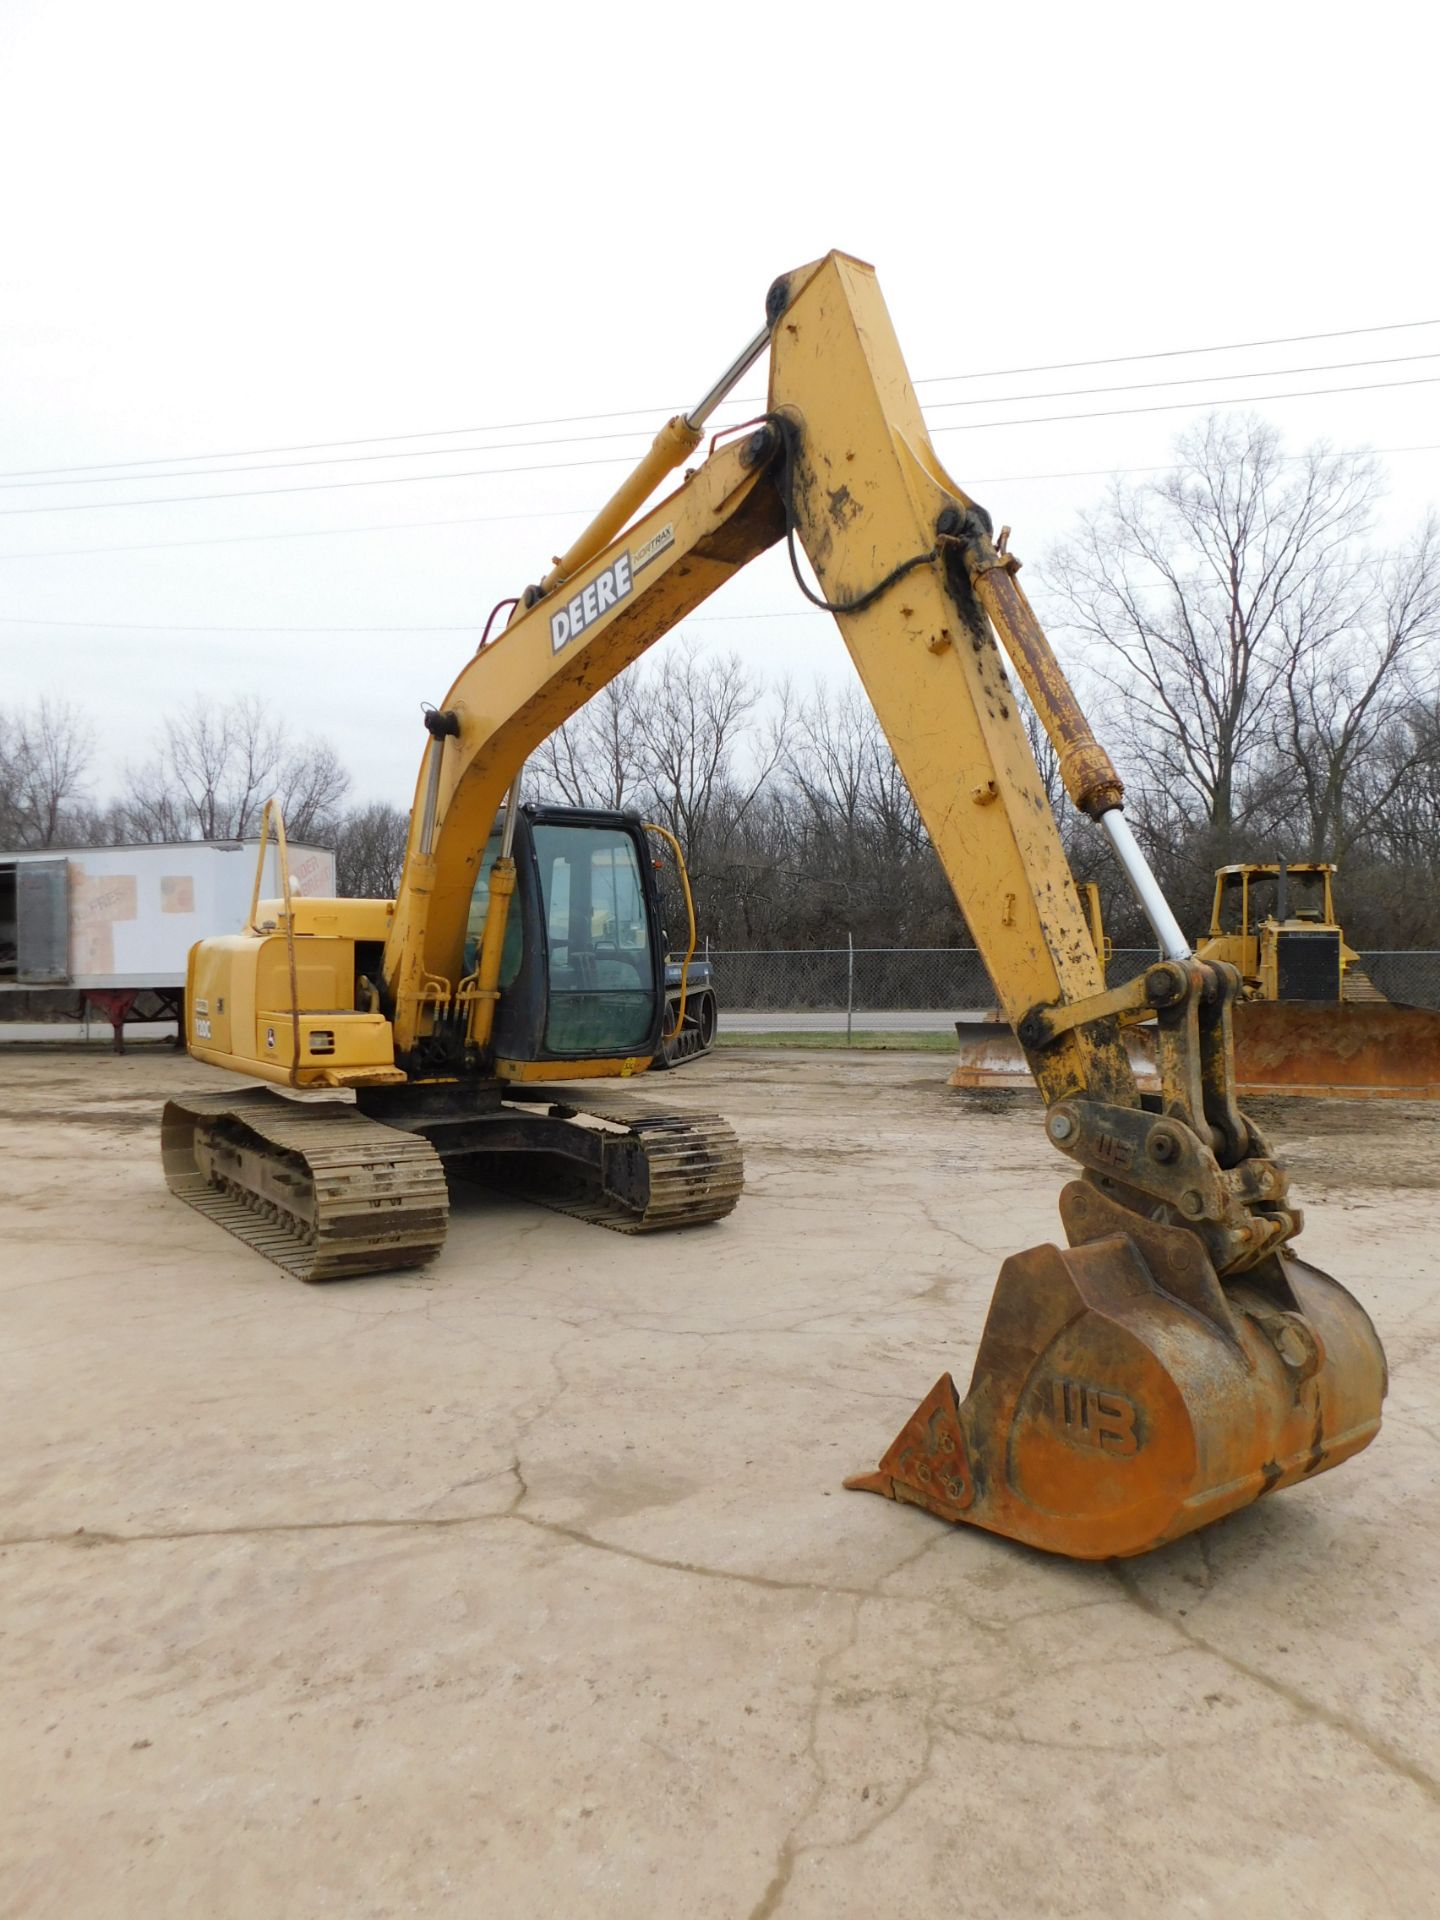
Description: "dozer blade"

(950, 1015), (1157, 1091)
(847, 1182), (1386, 1559)
(1231, 1000), (1440, 1099)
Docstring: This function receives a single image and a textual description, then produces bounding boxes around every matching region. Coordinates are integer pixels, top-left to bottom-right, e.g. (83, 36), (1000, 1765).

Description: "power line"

(916, 316), (1440, 384)
(4, 315), (1435, 484)
(929, 374), (1440, 436)
(922, 350), (1440, 414)
(0, 422), (665, 491)
(4, 371), (1436, 520)
(0, 615), (485, 633)
(2, 443), (1437, 567)
(0, 504), (598, 562)
(7, 440), (1440, 632)
(6, 349), (1437, 495)
(0, 451), (636, 517)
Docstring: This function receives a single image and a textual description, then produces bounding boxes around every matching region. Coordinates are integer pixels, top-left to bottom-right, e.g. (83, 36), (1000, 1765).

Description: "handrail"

(249, 798), (303, 1087)
(645, 821), (696, 1043)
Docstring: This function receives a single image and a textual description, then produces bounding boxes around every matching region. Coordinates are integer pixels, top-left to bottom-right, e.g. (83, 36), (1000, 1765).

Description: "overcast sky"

(2, 0), (1435, 813)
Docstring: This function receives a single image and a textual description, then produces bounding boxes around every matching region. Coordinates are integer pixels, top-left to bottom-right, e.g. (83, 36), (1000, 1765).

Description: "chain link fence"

(707, 946), (1440, 1015)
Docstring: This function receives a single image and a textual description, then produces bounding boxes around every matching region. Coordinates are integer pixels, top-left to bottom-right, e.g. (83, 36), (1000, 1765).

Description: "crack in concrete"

(743, 1533), (960, 1917)
(1109, 1561), (1440, 1805)
(917, 1198), (999, 1261)
(0, 1513), (503, 1549)
(0, 1488), (951, 1611)
(504, 1512), (937, 1603)
(746, 1596), (862, 1920)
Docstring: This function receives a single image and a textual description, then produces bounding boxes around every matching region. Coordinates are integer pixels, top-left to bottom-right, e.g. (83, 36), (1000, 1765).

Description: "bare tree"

(335, 801), (409, 897)
(1045, 415), (1378, 835)
(532, 673), (647, 809)
(276, 735), (351, 842)
(637, 638), (791, 862)
(120, 696), (349, 843)
(0, 697), (95, 846)
(1275, 513), (1440, 858)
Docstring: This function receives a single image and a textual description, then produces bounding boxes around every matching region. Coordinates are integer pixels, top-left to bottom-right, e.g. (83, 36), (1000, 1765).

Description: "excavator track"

(162, 1090), (449, 1282)
(494, 1109), (744, 1233)
(163, 1089), (742, 1278)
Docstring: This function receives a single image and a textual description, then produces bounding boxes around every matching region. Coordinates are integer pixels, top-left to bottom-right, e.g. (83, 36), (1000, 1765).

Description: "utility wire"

(7, 441), (1439, 632)
(917, 316), (1440, 384)
(929, 374), (1440, 436)
(0, 452), (636, 517)
(0, 615), (488, 633)
(3, 316), (1436, 483)
(5, 349), (1436, 494)
(3, 372), (1436, 519)
(922, 350), (1440, 414)
(2, 443), (1438, 567)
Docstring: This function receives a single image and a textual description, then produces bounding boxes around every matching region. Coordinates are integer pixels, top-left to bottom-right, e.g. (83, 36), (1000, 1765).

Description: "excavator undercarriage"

(163, 1086), (742, 1277)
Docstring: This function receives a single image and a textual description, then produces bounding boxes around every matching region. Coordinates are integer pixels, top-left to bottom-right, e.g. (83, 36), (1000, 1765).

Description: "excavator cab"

(465, 805), (668, 1070)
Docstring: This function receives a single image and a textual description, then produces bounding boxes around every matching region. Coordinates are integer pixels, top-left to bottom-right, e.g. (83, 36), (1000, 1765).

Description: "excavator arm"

(375, 250), (1384, 1557)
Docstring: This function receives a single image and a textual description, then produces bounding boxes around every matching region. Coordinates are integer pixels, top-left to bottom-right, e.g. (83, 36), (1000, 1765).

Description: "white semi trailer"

(0, 839), (336, 1048)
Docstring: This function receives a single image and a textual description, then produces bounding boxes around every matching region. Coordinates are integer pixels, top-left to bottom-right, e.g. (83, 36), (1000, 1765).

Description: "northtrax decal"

(550, 551), (633, 652)
(632, 522), (675, 574)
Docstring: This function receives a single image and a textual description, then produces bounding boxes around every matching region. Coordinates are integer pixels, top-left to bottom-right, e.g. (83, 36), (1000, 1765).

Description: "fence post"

(846, 931), (854, 1047)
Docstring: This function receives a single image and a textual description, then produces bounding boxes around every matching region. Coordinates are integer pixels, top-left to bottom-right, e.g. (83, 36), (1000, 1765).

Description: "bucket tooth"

(849, 1182), (1386, 1560)
(845, 1373), (975, 1520)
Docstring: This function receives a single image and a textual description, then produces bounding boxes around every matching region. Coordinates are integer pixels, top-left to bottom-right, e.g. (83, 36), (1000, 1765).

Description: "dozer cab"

(163, 251), (1387, 1560)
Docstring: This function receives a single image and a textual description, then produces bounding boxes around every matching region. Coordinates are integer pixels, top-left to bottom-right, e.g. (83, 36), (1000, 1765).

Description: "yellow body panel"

(1200, 863), (1361, 1001)
(252, 897), (395, 942)
(186, 923), (399, 1088)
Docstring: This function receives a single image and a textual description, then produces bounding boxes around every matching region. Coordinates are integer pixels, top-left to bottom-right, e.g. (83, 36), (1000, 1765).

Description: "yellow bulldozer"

(1196, 862), (1440, 1096)
(956, 859), (1440, 1098)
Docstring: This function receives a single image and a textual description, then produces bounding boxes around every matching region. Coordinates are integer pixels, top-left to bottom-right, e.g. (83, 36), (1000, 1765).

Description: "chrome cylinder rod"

(1101, 809), (1192, 961)
(684, 323), (772, 431)
(499, 769), (523, 859)
(418, 738), (444, 856)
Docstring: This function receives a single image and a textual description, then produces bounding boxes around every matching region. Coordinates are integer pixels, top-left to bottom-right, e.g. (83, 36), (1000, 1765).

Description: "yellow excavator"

(164, 252), (1386, 1561)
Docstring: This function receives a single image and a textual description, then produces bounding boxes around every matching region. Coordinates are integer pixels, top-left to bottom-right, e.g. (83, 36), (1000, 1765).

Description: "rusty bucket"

(848, 1183), (1386, 1559)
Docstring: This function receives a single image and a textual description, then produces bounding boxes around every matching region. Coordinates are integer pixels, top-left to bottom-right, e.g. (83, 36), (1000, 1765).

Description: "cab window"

(533, 824), (654, 1054)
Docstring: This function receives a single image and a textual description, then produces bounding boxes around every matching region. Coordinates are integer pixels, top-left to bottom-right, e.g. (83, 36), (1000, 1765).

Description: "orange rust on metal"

(963, 541), (1125, 821)
(1230, 1000), (1440, 1099)
(847, 1182), (1386, 1559)
(952, 998), (1440, 1102)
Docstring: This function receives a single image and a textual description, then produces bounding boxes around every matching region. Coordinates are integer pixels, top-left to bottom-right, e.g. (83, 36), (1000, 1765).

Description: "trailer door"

(17, 858), (70, 982)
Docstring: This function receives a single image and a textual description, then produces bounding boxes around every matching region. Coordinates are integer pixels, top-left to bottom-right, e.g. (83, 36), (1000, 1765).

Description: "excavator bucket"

(1230, 1001), (1440, 1098)
(847, 1183), (1386, 1559)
